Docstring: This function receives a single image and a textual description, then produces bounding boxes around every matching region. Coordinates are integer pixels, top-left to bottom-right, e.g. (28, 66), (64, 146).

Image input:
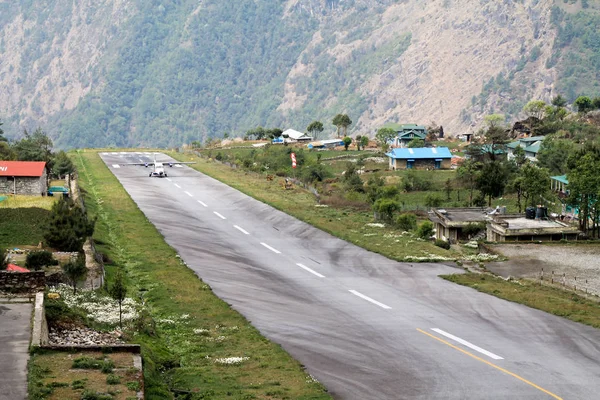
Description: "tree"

(0, 142), (15, 161)
(62, 253), (87, 294)
(44, 198), (96, 252)
(457, 160), (481, 206)
(307, 121), (324, 140)
(551, 95), (567, 108)
(484, 114), (506, 129)
(444, 178), (453, 200)
(359, 135), (369, 150)
(522, 100), (547, 120)
(509, 175), (526, 213)
(355, 135), (363, 151)
(519, 164), (551, 209)
(537, 137), (576, 175)
(574, 96), (593, 114)
(375, 128), (396, 151)
(407, 139), (425, 148)
(567, 146), (600, 235)
(0, 121), (6, 142)
(512, 145), (527, 168)
(26, 251), (58, 271)
(339, 114), (352, 137)
(267, 128), (283, 139)
(52, 151), (75, 178)
(476, 161), (509, 206)
(342, 136), (352, 151)
(13, 128), (53, 163)
(109, 268), (127, 329)
(246, 126), (266, 140)
(332, 114), (352, 137)
(592, 97), (600, 110)
(0, 248), (8, 270)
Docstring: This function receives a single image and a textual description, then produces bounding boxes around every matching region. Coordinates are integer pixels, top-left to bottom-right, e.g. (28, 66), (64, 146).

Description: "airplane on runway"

(124, 154), (195, 177)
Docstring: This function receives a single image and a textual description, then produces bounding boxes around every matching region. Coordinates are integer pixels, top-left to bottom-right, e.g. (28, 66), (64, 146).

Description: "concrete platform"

(0, 302), (32, 400)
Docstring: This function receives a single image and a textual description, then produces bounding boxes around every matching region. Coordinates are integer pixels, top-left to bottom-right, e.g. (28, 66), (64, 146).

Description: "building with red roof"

(6, 264), (30, 273)
(0, 161), (48, 196)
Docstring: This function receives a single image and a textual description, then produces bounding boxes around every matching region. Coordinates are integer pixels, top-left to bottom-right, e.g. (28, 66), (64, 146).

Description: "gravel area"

(487, 244), (600, 295)
(49, 327), (125, 346)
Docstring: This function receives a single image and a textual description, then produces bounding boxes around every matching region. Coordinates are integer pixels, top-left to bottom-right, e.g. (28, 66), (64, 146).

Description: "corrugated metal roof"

(551, 175), (569, 184)
(386, 147), (452, 159)
(282, 128), (310, 140)
(0, 161), (46, 177)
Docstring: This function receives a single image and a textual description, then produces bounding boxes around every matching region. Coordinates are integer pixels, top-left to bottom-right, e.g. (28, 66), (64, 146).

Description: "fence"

(538, 268), (598, 297)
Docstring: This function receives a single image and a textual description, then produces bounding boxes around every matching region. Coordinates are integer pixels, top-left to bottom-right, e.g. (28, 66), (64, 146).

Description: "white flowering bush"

(463, 253), (499, 262)
(366, 223), (385, 228)
(214, 356), (249, 365)
(463, 241), (479, 249)
(404, 254), (456, 262)
(50, 284), (138, 325)
(194, 328), (210, 335)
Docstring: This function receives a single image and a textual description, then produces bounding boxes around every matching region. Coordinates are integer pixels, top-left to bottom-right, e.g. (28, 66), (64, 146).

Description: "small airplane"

(124, 154), (195, 177)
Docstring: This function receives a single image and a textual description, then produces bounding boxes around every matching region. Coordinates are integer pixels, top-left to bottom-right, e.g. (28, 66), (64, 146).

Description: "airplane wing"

(119, 161), (195, 167)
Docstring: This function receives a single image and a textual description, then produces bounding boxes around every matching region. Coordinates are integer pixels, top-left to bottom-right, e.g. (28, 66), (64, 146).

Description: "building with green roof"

(382, 123), (428, 148)
(507, 136), (545, 161)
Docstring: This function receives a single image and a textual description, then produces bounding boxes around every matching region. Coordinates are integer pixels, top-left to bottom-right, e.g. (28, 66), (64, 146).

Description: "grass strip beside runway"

(72, 150), (330, 399)
(443, 273), (600, 329)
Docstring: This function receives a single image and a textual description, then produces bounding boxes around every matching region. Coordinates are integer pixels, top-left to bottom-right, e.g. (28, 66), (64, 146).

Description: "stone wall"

(0, 171), (47, 196)
(0, 271), (45, 293)
(31, 292), (49, 347)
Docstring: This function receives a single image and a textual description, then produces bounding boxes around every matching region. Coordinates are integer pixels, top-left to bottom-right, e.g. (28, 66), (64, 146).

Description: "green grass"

(0, 208), (50, 248)
(442, 273), (600, 328)
(71, 150), (331, 400)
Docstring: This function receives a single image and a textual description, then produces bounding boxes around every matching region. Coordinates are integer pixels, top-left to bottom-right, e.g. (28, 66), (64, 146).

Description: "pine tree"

(109, 269), (127, 329)
(44, 198), (95, 252)
(62, 253), (87, 294)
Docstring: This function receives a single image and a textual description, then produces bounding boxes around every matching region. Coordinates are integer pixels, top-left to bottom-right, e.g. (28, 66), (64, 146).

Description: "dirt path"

(486, 243), (600, 296)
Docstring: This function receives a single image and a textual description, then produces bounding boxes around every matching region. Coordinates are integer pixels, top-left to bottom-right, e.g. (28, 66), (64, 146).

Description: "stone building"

(0, 161), (48, 196)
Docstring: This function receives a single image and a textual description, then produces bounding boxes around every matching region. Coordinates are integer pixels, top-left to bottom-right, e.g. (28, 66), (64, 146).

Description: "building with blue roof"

(386, 147), (452, 170)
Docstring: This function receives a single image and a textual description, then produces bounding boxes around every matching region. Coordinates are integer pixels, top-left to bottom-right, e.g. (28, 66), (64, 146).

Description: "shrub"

(416, 221), (434, 239)
(434, 239), (451, 250)
(424, 194), (443, 208)
(81, 390), (113, 400)
(395, 213), (417, 231)
(106, 374), (121, 385)
(0, 248), (7, 270)
(402, 171), (432, 192)
(26, 250), (58, 270)
(72, 357), (114, 373)
(126, 381), (141, 392)
(462, 222), (485, 237)
(373, 198), (400, 221)
(71, 379), (87, 390)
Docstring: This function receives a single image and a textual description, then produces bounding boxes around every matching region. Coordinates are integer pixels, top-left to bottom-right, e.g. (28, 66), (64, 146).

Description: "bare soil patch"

(487, 243), (600, 295)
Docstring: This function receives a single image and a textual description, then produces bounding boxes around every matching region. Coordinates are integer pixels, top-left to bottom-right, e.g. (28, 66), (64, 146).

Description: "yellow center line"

(416, 328), (563, 400)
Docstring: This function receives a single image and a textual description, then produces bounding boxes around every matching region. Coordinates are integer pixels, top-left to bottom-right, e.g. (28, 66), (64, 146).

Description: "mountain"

(1, 0), (599, 148)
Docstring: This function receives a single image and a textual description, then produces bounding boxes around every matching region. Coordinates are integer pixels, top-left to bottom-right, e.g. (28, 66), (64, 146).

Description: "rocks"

(49, 327), (125, 346)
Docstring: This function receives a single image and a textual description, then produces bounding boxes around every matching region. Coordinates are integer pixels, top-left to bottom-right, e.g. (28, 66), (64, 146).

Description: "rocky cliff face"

(0, 0), (597, 146)
(280, 0), (559, 135)
(0, 1), (135, 133)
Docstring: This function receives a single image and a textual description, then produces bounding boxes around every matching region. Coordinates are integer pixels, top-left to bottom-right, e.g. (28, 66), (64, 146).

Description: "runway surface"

(101, 152), (600, 399)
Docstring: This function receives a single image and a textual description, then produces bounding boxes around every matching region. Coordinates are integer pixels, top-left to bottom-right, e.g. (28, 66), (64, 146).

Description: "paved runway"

(102, 152), (600, 399)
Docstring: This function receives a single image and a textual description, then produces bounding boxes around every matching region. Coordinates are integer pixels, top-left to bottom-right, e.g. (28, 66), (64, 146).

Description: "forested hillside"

(1, 0), (600, 148)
